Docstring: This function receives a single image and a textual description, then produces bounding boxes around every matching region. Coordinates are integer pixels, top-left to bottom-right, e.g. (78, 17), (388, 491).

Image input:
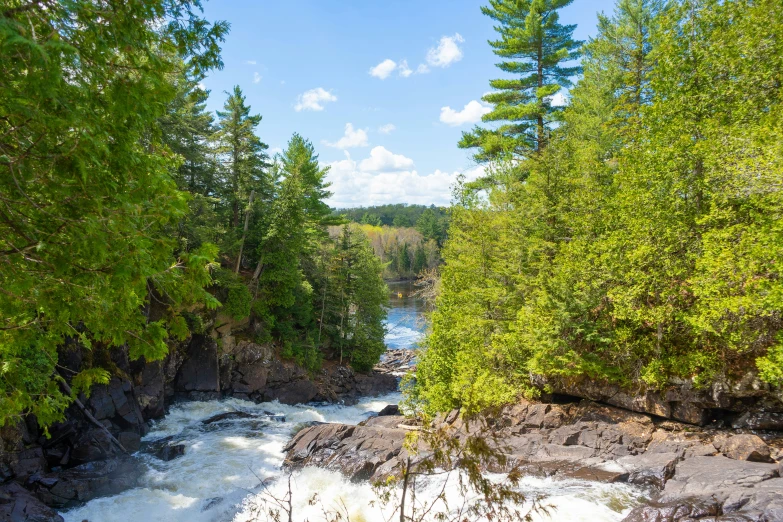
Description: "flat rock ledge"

(283, 399), (783, 522)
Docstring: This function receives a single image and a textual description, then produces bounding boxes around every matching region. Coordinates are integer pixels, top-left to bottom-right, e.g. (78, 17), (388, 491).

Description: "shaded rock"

(155, 444), (185, 462)
(731, 411), (783, 431)
(614, 452), (680, 489)
(117, 432), (141, 453)
(714, 434), (773, 463)
(175, 335), (219, 393)
(30, 458), (142, 509)
(201, 411), (257, 425)
(0, 482), (64, 522)
(377, 404), (400, 417)
(265, 380), (319, 405)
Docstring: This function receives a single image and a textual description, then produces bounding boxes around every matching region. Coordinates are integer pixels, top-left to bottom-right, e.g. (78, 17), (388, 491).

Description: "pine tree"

(215, 86), (270, 231)
(460, 0), (582, 162)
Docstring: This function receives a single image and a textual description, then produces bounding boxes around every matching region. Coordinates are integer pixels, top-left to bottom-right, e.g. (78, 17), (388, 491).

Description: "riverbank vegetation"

(414, 0), (783, 415)
(0, 0), (387, 427)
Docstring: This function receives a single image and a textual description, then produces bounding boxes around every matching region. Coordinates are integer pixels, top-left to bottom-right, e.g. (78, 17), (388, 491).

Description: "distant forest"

(335, 204), (449, 280)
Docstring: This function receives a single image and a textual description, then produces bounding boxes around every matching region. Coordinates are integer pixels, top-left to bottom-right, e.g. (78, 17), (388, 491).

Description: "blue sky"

(199, 0), (617, 208)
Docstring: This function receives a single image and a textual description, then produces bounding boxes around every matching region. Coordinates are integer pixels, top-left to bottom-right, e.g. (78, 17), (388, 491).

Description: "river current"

(61, 282), (643, 522)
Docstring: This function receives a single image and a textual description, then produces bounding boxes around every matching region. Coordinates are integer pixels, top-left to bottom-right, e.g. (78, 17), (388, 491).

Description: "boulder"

(714, 434), (773, 463)
(660, 456), (778, 501)
(377, 404), (400, 417)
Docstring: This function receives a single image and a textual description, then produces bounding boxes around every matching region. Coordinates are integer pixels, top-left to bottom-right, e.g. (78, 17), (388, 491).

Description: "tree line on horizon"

(413, 0), (783, 415)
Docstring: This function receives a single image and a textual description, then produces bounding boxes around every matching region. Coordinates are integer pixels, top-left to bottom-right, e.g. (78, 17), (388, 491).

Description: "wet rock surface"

(284, 399), (783, 522)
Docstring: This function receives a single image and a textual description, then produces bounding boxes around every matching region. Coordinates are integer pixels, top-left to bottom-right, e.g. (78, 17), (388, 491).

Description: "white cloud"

(245, 60), (257, 65)
(294, 87), (337, 112)
(378, 123), (396, 134)
(269, 147), (283, 156)
(426, 33), (464, 68)
(196, 82), (206, 90)
(398, 59), (413, 78)
(253, 72), (261, 84)
(416, 63), (430, 74)
(439, 100), (492, 126)
(324, 123), (369, 149)
(325, 154), (485, 208)
(548, 91), (569, 107)
(369, 59), (397, 79)
(359, 146), (414, 172)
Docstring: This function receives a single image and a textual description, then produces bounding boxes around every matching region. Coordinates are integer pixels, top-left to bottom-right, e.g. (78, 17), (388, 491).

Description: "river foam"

(62, 392), (643, 522)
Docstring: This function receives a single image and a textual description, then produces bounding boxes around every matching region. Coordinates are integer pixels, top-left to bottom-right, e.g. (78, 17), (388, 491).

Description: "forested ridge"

(0, 0), (387, 428)
(414, 0), (783, 414)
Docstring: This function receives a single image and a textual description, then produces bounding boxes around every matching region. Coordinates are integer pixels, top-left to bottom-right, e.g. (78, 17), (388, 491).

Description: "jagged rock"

(284, 422), (408, 482)
(0, 482), (64, 522)
(732, 411), (783, 431)
(714, 434), (774, 463)
(614, 452), (680, 489)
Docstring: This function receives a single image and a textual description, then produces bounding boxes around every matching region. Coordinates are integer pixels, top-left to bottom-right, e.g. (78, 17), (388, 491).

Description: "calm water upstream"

(61, 283), (643, 522)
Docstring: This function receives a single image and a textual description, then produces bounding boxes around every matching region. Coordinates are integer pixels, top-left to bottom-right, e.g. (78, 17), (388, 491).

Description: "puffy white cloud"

(439, 100), (491, 126)
(294, 87), (337, 112)
(369, 59), (397, 79)
(416, 63), (430, 74)
(325, 153), (485, 207)
(548, 91), (569, 107)
(378, 123), (396, 134)
(398, 59), (413, 78)
(426, 33), (464, 68)
(359, 146), (414, 172)
(253, 72), (261, 84)
(324, 123), (369, 149)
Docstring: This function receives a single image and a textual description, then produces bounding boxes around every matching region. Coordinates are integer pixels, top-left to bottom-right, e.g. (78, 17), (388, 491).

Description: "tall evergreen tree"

(215, 86), (270, 231)
(459, 0), (582, 162)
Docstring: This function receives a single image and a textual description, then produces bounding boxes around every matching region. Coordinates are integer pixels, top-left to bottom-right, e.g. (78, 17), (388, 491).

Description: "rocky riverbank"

(0, 332), (398, 521)
(284, 398), (783, 521)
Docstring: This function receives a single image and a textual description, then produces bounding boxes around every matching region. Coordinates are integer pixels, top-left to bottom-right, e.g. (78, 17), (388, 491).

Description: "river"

(61, 283), (643, 522)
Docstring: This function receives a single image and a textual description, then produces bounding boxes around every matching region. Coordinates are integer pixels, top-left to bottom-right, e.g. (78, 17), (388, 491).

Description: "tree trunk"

(235, 189), (254, 274)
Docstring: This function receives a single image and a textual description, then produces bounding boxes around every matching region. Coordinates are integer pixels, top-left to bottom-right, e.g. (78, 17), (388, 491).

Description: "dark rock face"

(175, 335), (220, 393)
(27, 458), (143, 509)
(283, 400), (783, 522)
(0, 482), (64, 522)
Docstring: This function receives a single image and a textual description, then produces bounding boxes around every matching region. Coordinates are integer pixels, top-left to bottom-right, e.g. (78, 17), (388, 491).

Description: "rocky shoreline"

(284, 398), (783, 521)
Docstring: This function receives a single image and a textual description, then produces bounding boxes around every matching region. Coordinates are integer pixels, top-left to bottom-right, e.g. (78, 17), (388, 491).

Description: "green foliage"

(0, 0), (226, 426)
(414, 0), (783, 415)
